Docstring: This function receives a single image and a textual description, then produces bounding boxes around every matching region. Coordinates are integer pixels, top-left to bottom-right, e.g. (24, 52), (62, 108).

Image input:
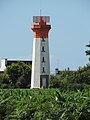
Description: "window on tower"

(42, 46), (45, 52)
(41, 37), (45, 42)
(42, 67), (45, 73)
(42, 57), (45, 62)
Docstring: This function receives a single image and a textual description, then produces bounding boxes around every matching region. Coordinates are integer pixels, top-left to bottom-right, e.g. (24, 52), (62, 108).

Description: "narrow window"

(42, 46), (45, 52)
(42, 67), (45, 73)
(42, 57), (45, 62)
(41, 37), (45, 41)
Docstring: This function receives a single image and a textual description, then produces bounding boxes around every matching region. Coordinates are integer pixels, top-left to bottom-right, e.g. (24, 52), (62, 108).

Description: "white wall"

(0, 58), (7, 71)
(31, 38), (41, 88)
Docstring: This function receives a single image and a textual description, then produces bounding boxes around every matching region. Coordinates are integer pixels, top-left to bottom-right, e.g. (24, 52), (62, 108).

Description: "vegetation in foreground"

(0, 88), (90, 120)
(0, 42), (90, 120)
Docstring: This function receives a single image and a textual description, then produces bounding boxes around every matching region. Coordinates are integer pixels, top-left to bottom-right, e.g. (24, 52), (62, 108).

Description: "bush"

(0, 62), (31, 88)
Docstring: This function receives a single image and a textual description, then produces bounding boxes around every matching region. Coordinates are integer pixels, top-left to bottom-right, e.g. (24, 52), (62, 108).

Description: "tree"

(49, 75), (61, 88)
(0, 73), (9, 88)
(69, 64), (90, 85)
(5, 62), (31, 88)
(85, 41), (90, 61)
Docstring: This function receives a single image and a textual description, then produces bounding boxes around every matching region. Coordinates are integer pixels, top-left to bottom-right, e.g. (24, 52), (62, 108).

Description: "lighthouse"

(31, 16), (51, 88)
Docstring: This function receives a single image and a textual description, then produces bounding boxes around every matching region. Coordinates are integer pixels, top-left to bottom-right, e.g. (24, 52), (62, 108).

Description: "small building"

(0, 58), (32, 74)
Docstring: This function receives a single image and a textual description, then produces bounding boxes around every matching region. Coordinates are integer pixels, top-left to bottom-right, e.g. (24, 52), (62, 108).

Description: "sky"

(0, 0), (90, 72)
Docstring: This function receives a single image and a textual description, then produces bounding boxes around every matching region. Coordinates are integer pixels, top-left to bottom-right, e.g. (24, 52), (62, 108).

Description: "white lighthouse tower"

(31, 16), (51, 88)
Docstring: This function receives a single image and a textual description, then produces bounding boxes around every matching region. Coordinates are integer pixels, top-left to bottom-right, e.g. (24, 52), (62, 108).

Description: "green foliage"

(0, 89), (90, 119)
(0, 62), (31, 88)
(0, 73), (10, 88)
(74, 64), (90, 84)
(49, 75), (61, 88)
(49, 64), (90, 88)
(85, 41), (90, 61)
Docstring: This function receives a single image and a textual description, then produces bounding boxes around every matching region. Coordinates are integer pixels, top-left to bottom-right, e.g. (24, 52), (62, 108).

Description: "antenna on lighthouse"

(40, 0), (42, 16)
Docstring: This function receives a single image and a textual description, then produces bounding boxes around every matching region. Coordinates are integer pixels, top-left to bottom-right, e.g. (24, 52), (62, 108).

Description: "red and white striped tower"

(31, 16), (51, 88)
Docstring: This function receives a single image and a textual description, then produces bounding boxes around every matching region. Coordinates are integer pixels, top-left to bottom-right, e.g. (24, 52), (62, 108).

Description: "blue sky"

(0, 0), (90, 72)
